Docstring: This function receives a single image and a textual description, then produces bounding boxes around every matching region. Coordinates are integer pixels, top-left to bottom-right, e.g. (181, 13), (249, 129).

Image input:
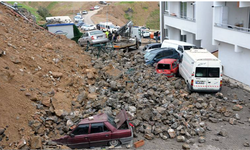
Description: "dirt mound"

(92, 2), (159, 27)
(0, 4), (92, 147)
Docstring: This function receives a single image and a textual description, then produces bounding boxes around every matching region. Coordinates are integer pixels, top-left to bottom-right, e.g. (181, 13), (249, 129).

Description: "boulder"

(30, 136), (42, 149)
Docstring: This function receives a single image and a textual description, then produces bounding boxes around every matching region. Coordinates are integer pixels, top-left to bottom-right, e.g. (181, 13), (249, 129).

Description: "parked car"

(161, 40), (198, 56)
(74, 15), (83, 23)
(81, 24), (96, 31)
(142, 31), (150, 38)
(99, 1), (107, 5)
(53, 110), (133, 149)
(94, 5), (100, 9)
(82, 10), (88, 15)
(76, 21), (85, 28)
(144, 48), (180, 65)
(90, 7), (94, 11)
(156, 59), (179, 77)
(143, 43), (162, 52)
(78, 30), (109, 46)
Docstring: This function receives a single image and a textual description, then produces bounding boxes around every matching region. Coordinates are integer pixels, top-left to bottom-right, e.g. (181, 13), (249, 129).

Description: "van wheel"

(136, 41), (139, 49)
(109, 140), (120, 147)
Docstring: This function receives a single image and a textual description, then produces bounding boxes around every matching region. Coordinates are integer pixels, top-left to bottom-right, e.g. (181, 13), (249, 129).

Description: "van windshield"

(157, 64), (170, 70)
(184, 46), (196, 50)
(195, 67), (220, 78)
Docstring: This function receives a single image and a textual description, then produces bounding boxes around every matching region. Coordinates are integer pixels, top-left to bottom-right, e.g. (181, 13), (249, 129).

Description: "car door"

(154, 51), (164, 62)
(79, 33), (89, 45)
(172, 60), (178, 74)
(88, 123), (111, 147)
(67, 124), (90, 149)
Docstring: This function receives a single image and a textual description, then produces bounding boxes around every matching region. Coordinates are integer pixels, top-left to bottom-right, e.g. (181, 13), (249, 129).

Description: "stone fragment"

(176, 136), (186, 142)
(0, 128), (5, 135)
(144, 133), (154, 140)
(209, 117), (218, 123)
(168, 128), (176, 138)
(17, 139), (26, 149)
(244, 142), (250, 147)
(198, 136), (206, 143)
(51, 72), (63, 78)
(217, 129), (227, 137)
(235, 113), (241, 120)
(182, 144), (190, 150)
(30, 136), (42, 149)
(156, 107), (165, 114)
(77, 91), (87, 103)
(232, 104), (243, 111)
(129, 106), (136, 113)
(229, 118), (236, 125)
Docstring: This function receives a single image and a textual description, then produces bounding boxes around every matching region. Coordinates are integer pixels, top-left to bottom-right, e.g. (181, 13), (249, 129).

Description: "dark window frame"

(72, 124), (89, 135)
(195, 67), (220, 78)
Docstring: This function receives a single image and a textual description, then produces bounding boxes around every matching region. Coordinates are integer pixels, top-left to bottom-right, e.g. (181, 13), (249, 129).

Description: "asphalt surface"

(84, 8), (102, 25)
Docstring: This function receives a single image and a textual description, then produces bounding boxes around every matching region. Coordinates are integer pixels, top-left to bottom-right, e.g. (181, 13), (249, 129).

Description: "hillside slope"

(0, 4), (93, 147)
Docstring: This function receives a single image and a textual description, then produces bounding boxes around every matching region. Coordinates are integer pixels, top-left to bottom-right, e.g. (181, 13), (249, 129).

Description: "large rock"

(52, 92), (71, 117)
(51, 72), (63, 78)
(0, 128), (5, 135)
(232, 104), (243, 111)
(144, 133), (154, 140)
(168, 128), (176, 138)
(156, 107), (165, 114)
(176, 136), (186, 142)
(77, 91), (87, 103)
(129, 106), (136, 113)
(30, 136), (42, 149)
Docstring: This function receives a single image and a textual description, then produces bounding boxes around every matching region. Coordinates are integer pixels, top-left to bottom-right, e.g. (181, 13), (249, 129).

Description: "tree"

(37, 6), (51, 20)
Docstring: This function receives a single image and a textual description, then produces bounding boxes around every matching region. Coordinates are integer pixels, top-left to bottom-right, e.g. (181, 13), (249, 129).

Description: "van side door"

(206, 66), (221, 90)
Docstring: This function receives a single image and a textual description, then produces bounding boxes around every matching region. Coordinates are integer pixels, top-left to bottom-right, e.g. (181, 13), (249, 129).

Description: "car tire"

(136, 41), (139, 49)
(108, 140), (120, 147)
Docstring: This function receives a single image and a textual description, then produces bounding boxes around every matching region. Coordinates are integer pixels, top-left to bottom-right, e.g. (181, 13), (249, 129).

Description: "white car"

(94, 5), (100, 9)
(142, 31), (150, 38)
(81, 24), (96, 31)
(74, 15), (83, 23)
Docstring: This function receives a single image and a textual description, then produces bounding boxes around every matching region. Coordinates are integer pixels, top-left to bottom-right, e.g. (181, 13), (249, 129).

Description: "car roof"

(158, 58), (177, 64)
(79, 113), (108, 124)
(146, 43), (162, 47)
(149, 47), (175, 54)
(163, 40), (195, 46)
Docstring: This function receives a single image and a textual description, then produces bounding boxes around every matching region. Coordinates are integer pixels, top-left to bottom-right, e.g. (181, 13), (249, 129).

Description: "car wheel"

(108, 140), (119, 147)
(136, 41), (139, 49)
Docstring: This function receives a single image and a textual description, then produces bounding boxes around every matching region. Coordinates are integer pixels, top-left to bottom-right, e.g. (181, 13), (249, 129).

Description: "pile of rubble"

(17, 50), (247, 149)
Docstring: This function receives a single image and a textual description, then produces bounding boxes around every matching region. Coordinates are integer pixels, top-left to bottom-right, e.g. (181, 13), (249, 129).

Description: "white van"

(161, 40), (197, 55)
(179, 49), (222, 92)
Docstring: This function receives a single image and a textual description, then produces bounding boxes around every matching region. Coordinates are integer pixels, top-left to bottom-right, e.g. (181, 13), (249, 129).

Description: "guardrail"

(214, 23), (250, 33)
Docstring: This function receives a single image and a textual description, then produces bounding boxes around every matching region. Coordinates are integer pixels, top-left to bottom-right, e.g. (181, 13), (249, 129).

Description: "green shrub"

(37, 6), (51, 20)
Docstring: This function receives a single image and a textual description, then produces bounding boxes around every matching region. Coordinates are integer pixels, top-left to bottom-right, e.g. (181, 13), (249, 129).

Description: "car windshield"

(195, 67), (220, 78)
(107, 114), (117, 128)
(146, 53), (156, 60)
(90, 30), (103, 35)
(158, 64), (170, 70)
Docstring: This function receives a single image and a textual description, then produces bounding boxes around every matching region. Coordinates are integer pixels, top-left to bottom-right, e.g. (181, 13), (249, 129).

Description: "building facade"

(160, 1), (250, 86)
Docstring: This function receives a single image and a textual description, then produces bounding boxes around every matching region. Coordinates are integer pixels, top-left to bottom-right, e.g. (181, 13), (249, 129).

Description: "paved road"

(84, 8), (102, 24)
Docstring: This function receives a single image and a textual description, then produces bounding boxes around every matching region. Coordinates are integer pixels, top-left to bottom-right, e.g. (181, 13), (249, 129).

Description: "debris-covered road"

(0, 3), (250, 150)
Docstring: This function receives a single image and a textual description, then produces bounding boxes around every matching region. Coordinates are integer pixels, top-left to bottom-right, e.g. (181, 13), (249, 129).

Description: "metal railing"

(165, 12), (196, 22)
(214, 23), (250, 33)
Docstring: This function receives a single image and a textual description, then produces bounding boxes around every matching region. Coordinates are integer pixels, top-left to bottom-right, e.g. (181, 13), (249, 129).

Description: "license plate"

(196, 81), (205, 84)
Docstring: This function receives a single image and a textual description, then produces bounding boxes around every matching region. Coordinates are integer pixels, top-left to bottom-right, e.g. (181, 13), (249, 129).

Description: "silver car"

(78, 30), (109, 47)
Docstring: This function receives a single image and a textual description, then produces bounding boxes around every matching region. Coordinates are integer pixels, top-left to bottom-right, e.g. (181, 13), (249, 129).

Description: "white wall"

(219, 42), (250, 86)
(168, 26), (180, 40)
(187, 2), (194, 19)
(196, 1), (217, 52)
(169, 2), (180, 15)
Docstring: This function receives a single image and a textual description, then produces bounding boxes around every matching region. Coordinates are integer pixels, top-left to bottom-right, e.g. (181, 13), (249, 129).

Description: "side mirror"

(153, 58), (157, 61)
(69, 133), (75, 137)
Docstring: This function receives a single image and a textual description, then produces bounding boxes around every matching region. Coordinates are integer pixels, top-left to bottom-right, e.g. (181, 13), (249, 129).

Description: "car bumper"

(191, 87), (222, 92)
(120, 126), (133, 145)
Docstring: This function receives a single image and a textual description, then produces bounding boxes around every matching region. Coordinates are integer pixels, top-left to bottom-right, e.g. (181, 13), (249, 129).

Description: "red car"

(156, 58), (179, 77)
(53, 110), (133, 149)
(90, 7), (94, 11)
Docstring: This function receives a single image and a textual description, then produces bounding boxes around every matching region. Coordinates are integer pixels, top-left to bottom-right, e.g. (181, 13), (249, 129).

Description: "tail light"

(191, 80), (194, 86)
(91, 36), (94, 40)
(129, 122), (134, 128)
(191, 73), (194, 76)
(220, 80), (222, 87)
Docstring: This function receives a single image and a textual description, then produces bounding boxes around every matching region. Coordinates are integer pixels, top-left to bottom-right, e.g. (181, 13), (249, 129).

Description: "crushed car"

(53, 110), (133, 149)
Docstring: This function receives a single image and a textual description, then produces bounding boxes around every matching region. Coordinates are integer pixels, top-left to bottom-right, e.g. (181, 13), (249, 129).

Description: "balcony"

(213, 23), (250, 49)
(164, 13), (196, 34)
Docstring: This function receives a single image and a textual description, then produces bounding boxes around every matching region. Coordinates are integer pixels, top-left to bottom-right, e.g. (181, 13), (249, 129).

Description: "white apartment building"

(160, 1), (250, 86)
(160, 1), (217, 52)
(212, 1), (250, 86)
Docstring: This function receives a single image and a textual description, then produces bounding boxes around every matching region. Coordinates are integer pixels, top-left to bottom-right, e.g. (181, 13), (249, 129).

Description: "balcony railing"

(215, 23), (250, 33)
(164, 12), (196, 22)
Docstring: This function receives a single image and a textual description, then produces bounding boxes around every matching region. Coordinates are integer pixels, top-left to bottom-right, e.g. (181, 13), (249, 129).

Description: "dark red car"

(53, 110), (133, 148)
(90, 7), (94, 11)
(156, 58), (179, 77)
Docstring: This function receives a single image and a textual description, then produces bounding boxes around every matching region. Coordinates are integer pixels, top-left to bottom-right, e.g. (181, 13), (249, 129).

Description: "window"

(164, 50), (173, 56)
(72, 124), (89, 135)
(158, 64), (170, 70)
(180, 35), (187, 42)
(91, 123), (110, 134)
(165, 2), (168, 11)
(178, 46), (184, 53)
(107, 115), (116, 128)
(180, 2), (187, 18)
(195, 67), (220, 78)
(184, 46), (196, 50)
(164, 28), (168, 38)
